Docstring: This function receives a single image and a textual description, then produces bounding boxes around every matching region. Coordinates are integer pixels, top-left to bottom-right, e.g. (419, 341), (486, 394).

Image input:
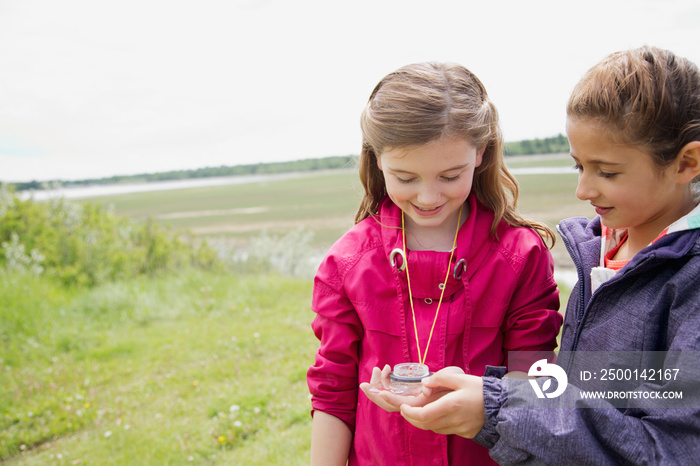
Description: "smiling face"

(377, 136), (484, 245)
(567, 117), (693, 247)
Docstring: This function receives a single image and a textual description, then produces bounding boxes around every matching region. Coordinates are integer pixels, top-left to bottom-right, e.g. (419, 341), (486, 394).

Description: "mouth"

(592, 204), (613, 216)
(411, 203), (445, 217)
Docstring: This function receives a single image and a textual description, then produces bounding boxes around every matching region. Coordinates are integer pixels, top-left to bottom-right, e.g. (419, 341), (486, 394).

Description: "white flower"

(104, 431), (112, 438)
(229, 404), (240, 413)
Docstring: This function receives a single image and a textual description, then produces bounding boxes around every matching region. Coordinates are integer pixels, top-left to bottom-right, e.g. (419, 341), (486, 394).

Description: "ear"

(375, 152), (383, 171)
(675, 141), (700, 184)
(475, 144), (487, 168)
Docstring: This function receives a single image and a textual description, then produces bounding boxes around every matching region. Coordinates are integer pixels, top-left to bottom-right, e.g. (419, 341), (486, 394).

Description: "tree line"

(504, 134), (569, 156)
(3, 134), (569, 192)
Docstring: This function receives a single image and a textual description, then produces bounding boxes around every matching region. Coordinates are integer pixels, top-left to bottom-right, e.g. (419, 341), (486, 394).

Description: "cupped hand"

(359, 365), (466, 413)
(359, 365), (430, 412)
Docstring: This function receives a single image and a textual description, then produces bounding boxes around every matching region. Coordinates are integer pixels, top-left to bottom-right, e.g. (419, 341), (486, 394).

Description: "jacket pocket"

(354, 300), (402, 336)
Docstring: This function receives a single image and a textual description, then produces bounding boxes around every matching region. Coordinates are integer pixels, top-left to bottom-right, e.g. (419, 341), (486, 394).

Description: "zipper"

(557, 225), (589, 375)
(557, 225), (587, 328)
(559, 222), (656, 371)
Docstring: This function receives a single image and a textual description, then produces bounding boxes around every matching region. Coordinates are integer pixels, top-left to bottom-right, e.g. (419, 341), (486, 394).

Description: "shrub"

(0, 186), (220, 287)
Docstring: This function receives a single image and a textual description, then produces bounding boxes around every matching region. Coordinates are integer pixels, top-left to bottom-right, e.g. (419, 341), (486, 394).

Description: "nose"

(575, 171), (598, 201)
(417, 182), (441, 206)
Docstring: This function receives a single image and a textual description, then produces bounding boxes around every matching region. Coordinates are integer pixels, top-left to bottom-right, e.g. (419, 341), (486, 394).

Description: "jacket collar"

(558, 215), (700, 273)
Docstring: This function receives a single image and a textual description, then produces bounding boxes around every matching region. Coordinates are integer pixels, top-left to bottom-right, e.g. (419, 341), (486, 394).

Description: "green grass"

(83, 170), (362, 249)
(1, 270), (317, 464)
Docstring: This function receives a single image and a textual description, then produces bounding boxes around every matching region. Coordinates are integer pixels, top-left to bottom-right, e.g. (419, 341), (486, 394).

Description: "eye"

(599, 171), (618, 179)
(572, 164), (583, 172)
(396, 176), (415, 184)
(441, 174), (461, 182)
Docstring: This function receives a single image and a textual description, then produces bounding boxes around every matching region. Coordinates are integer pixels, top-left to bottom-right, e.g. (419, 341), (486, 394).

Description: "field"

(2, 154), (591, 464)
(80, 154), (592, 271)
(1, 271), (316, 465)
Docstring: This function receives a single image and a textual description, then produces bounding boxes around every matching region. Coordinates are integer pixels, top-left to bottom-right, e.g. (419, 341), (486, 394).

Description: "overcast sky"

(1, 0), (699, 182)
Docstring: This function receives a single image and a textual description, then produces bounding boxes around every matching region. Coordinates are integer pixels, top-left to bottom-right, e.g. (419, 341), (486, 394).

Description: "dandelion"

(20, 445), (26, 451)
(104, 431), (112, 438)
(229, 404), (240, 413)
(233, 420), (242, 428)
(253, 407), (261, 414)
(124, 425), (131, 430)
(192, 380), (199, 387)
(253, 332), (260, 339)
(188, 456), (194, 462)
(84, 403), (90, 409)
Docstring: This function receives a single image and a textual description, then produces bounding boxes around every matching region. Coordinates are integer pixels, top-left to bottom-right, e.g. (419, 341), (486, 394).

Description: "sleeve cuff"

(473, 365), (507, 449)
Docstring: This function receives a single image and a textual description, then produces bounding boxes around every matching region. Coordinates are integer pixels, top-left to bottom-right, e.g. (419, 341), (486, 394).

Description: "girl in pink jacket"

(307, 62), (563, 465)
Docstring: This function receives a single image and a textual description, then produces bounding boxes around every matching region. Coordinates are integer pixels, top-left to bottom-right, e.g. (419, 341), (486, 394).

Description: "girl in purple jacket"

(369, 47), (700, 464)
(307, 62), (563, 465)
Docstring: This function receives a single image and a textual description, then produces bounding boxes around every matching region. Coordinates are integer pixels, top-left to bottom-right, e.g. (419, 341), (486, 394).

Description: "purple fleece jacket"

(474, 215), (700, 465)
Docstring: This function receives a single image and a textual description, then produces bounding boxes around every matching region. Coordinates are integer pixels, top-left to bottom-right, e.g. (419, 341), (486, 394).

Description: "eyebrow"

(570, 155), (622, 166)
(388, 163), (471, 174)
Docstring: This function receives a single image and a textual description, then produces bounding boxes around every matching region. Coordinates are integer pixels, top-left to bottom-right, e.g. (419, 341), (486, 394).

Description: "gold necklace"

(401, 204), (463, 365)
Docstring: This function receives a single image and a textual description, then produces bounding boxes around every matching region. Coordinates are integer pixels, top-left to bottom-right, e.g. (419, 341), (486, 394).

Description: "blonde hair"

(356, 62), (554, 247)
(568, 46), (700, 170)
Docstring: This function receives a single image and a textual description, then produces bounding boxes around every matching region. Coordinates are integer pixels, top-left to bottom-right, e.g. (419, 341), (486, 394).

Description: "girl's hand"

(360, 365), (409, 412)
(359, 365), (465, 412)
(398, 370), (485, 439)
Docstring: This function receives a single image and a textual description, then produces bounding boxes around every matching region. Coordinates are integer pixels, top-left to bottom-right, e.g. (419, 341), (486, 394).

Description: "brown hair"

(356, 62), (554, 246)
(567, 46), (700, 170)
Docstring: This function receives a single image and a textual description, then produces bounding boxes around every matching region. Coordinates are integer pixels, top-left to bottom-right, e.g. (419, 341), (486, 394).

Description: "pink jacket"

(307, 195), (562, 465)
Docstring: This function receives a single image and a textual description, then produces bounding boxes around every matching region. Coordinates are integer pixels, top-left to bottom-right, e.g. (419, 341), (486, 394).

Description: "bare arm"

(310, 410), (352, 466)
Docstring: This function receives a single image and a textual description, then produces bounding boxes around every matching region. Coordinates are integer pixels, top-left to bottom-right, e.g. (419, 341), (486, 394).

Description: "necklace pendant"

(388, 363), (432, 396)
